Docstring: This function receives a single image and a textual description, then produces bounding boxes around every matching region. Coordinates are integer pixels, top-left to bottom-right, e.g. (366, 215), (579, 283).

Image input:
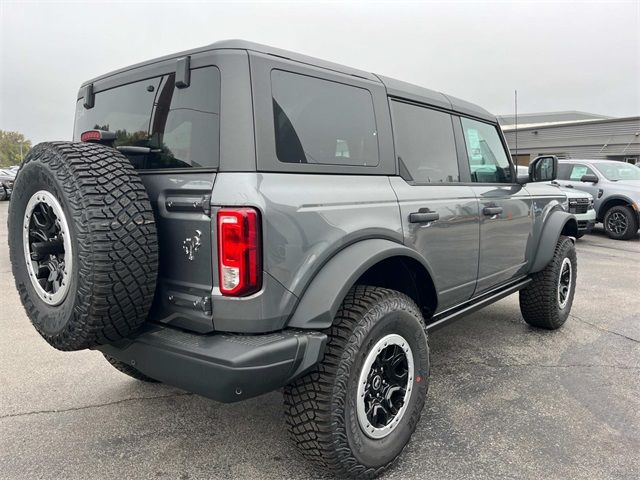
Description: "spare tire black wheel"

(8, 142), (158, 351)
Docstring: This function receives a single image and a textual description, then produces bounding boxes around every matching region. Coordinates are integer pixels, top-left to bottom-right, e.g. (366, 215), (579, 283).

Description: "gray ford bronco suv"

(8, 40), (579, 478)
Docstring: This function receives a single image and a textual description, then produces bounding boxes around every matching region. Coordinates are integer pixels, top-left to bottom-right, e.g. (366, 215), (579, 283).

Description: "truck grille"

(569, 198), (590, 214)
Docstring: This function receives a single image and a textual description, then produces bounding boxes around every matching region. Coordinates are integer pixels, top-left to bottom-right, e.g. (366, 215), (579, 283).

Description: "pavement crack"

(571, 314), (640, 344)
(0, 391), (193, 420)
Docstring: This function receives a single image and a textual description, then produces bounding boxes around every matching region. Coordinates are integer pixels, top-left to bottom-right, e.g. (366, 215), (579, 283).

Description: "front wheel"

(0, 186), (7, 201)
(520, 235), (577, 329)
(284, 286), (429, 478)
(603, 205), (638, 240)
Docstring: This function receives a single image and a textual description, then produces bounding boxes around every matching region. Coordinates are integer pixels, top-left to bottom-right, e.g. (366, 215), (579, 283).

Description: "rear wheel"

(603, 205), (638, 240)
(0, 186), (7, 201)
(284, 286), (429, 478)
(520, 236), (577, 329)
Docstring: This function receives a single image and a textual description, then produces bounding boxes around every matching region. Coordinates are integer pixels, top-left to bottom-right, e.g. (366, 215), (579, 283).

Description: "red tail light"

(217, 208), (262, 296)
(80, 129), (116, 143)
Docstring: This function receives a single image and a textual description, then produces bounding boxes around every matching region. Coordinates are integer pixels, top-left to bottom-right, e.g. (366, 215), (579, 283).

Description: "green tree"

(0, 130), (32, 167)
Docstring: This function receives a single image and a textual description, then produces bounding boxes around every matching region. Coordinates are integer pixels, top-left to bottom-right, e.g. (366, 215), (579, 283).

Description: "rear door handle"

(483, 206), (503, 216)
(409, 209), (440, 223)
(564, 184), (574, 188)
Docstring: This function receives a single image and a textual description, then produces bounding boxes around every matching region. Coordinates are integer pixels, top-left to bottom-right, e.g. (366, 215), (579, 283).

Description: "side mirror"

(529, 155), (558, 182)
(580, 174), (599, 183)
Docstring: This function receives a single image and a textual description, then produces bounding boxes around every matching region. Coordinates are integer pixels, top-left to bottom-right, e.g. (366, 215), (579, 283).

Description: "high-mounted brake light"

(80, 129), (116, 143)
(217, 208), (261, 296)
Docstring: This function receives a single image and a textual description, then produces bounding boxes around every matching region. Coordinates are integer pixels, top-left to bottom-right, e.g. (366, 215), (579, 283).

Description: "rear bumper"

(97, 325), (326, 403)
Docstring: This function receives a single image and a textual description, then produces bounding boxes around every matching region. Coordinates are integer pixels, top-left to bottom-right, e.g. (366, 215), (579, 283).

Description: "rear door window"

(271, 70), (379, 166)
(74, 66), (220, 169)
(390, 100), (459, 183)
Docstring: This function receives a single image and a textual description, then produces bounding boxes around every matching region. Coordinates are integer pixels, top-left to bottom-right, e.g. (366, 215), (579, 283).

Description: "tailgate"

(141, 172), (216, 333)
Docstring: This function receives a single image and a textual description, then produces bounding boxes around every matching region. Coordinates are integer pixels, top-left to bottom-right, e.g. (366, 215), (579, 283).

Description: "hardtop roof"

(80, 39), (495, 122)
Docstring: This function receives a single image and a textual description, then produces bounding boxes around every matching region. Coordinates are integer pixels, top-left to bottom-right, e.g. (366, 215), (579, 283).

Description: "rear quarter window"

(74, 66), (220, 169)
(271, 70), (379, 167)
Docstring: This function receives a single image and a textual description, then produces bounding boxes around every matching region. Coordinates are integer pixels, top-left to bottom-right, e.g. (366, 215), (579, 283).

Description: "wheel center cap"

(372, 375), (382, 391)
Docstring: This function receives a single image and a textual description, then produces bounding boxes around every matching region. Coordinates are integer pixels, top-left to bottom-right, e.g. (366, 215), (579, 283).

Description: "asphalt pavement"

(1, 200), (638, 480)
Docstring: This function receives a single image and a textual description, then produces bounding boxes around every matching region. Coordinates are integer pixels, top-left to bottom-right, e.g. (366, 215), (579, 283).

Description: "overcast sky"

(1, 0), (639, 144)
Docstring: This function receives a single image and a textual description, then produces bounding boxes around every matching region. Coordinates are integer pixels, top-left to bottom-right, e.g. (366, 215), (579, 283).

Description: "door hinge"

(200, 194), (211, 215)
(194, 296), (212, 315)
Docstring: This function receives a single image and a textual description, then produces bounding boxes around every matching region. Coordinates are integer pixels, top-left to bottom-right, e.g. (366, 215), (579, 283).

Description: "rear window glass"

(74, 66), (220, 169)
(390, 101), (459, 183)
(271, 70), (379, 166)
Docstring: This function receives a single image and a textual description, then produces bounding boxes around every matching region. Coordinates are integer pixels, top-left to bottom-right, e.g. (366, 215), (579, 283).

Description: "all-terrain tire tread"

(519, 235), (576, 329)
(283, 285), (426, 479)
(8, 142), (158, 350)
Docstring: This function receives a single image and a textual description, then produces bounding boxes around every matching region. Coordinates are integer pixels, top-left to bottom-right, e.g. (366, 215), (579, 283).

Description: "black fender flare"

(530, 210), (577, 273)
(287, 239), (435, 329)
(598, 195), (637, 221)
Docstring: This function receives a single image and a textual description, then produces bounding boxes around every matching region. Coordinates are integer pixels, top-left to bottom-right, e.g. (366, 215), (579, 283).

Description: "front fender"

(530, 210), (577, 273)
(287, 239), (434, 329)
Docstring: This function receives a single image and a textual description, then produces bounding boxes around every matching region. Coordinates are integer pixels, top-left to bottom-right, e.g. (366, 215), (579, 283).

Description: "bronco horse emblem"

(182, 230), (202, 261)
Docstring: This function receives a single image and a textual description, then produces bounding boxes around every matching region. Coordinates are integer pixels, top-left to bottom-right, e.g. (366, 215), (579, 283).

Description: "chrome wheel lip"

(356, 333), (414, 439)
(557, 257), (572, 309)
(22, 190), (73, 306)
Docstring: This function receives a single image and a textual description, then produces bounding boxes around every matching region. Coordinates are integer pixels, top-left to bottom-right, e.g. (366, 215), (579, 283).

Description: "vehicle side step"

(426, 278), (531, 331)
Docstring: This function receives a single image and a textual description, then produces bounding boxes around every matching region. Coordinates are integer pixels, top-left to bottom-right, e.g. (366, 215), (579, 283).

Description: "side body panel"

(389, 178), (479, 309)
(472, 184), (533, 293)
(210, 172), (403, 301)
(523, 182), (576, 271)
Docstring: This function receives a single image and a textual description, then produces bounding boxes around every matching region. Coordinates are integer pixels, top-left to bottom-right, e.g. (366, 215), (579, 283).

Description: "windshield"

(593, 162), (640, 181)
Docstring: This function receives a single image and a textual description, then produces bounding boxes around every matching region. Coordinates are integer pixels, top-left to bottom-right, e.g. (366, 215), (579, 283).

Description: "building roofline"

(501, 116), (640, 131)
(498, 110), (611, 119)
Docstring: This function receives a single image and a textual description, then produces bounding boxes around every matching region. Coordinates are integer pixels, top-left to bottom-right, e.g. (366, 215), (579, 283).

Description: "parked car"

(557, 159), (640, 240)
(563, 188), (596, 237)
(7, 40), (580, 478)
(0, 168), (16, 201)
(518, 166), (596, 238)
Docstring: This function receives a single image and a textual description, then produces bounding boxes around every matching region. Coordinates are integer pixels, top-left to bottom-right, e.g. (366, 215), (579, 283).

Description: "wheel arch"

(530, 210), (577, 273)
(287, 239), (438, 329)
(598, 195), (636, 222)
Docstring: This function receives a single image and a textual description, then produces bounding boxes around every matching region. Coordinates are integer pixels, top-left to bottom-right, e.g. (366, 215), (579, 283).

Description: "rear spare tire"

(8, 142), (158, 351)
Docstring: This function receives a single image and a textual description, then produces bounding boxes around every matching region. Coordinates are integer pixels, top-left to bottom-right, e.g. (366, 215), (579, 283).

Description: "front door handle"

(564, 184), (574, 188)
(483, 206), (503, 216)
(409, 209), (440, 223)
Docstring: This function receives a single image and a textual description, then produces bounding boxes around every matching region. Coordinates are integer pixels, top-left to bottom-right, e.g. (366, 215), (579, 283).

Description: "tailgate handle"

(165, 194), (211, 215)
